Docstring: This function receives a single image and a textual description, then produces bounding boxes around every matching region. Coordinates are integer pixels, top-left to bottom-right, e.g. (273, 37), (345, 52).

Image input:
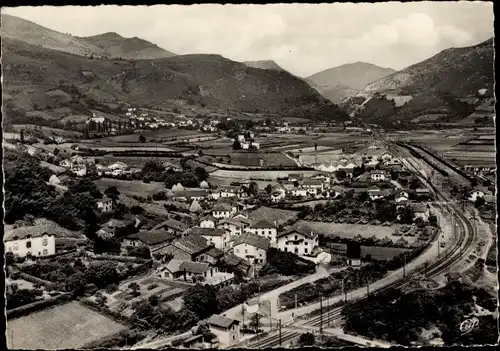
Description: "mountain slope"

(350, 39), (495, 125)
(2, 38), (348, 124)
(306, 79), (360, 104)
(243, 60), (284, 71)
(83, 32), (176, 59)
(0, 14), (175, 60)
(307, 62), (396, 90)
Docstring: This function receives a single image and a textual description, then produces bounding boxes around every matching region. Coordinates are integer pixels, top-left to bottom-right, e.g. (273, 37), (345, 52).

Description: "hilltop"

(306, 62), (395, 103)
(0, 14), (175, 60)
(2, 38), (348, 126)
(243, 60), (284, 71)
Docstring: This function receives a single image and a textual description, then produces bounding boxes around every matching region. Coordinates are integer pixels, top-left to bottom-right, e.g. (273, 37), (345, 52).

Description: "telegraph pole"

(278, 319), (282, 346)
(403, 254), (406, 278)
(438, 241), (440, 257)
(295, 293), (298, 311)
(319, 293), (323, 334)
(366, 279), (370, 296)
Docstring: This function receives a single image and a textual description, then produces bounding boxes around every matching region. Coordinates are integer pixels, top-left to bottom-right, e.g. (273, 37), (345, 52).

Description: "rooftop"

(207, 314), (239, 329)
(190, 227), (227, 237)
(233, 233), (270, 251)
(173, 234), (211, 254)
(126, 230), (176, 246)
(4, 218), (85, 242)
(278, 223), (316, 239)
(153, 219), (188, 232)
(213, 203), (233, 212)
(250, 220), (277, 229)
(164, 259), (209, 274)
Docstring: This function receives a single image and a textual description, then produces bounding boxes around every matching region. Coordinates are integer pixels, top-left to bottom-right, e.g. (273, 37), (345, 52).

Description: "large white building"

(246, 220), (278, 246)
(189, 227), (230, 251)
(277, 225), (318, 256)
(207, 315), (241, 347)
(232, 233), (270, 265)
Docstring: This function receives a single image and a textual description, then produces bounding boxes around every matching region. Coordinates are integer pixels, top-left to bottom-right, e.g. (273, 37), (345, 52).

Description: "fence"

(7, 293), (71, 319)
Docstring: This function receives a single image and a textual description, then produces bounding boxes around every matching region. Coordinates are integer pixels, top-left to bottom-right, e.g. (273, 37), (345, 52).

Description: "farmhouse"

(158, 259), (217, 283)
(156, 234), (213, 262)
(4, 219), (86, 258)
(368, 188), (392, 201)
(301, 179), (324, 192)
(121, 230), (177, 254)
(247, 220), (278, 245)
(380, 151), (392, 162)
(277, 225), (318, 256)
(413, 204), (430, 222)
(290, 188), (309, 198)
(232, 233), (270, 265)
(97, 197), (113, 212)
(217, 217), (251, 238)
(288, 173), (304, 182)
(200, 215), (217, 228)
(212, 203), (235, 219)
(152, 219), (188, 236)
(370, 170), (388, 182)
(271, 185), (286, 202)
(189, 227), (229, 250)
(468, 190), (485, 202)
(207, 315), (241, 347)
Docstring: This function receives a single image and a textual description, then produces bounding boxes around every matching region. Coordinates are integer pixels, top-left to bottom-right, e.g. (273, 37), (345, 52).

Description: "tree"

(68, 178), (102, 199)
(474, 196), (486, 208)
(139, 134), (146, 143)
(86, 262), (119, 289)
(357, 191), (369, 202)
(194, 167), (208, 181)
(104, 186), (120, 201)
(128, 282), (141, 296)
(249, 313), (261, 333)
(298, 332), (315, 346)
(248, 182), (259, 197)
(265, 184), (272, 194)
(65, 271), (87, 296)
(5, 252), (15, 266)
(20, 129), (25, 144)
(233, 139), (242, 150)
(183, 284), (218, 319)
(335, 169), (347, 181)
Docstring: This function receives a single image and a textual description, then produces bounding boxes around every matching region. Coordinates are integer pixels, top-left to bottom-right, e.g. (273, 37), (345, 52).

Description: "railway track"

(242, 136), (476, 349)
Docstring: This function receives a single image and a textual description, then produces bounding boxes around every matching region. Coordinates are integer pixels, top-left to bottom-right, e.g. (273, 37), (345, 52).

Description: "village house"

(96, 218), (136, 240)
(172, 189), (209, 202)
(207, 315), (241, 347)
(217, 217), (251, 239)
(301, 179), (324, 195)
(290, 188), (309, 198)
(270, 185), (286, 202)
(277, 225), (318, 256)
(97, 197), (114, 212)
(212, 203), (235, 219)
(156, 234), (213, 262)
(200, 215), (217, 228)
(152, 219), (189, 237)
(247, 220), (278, 245)
(4, 219), (86, 258)
(368, 188), (392, 201)
(380, 151), (393, 163)
(370, 170), (388, 182)
(120, 230), (177, 254)
(189, 227), (229, 251)
(287, 173), (304, 183)
(220, 254), (252, 276)
(48, 174), (61, 186)
(232, 233), (270, 265)
(158, 259), (216, 283)
(205, 246), (224, 264)
(413, 204), (430, 222)
(237, 135), (246, 143)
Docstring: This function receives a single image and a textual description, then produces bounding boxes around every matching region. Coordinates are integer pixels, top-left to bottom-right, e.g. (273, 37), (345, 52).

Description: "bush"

(147, 283), (159, 291)
(106, 283), (119, 293)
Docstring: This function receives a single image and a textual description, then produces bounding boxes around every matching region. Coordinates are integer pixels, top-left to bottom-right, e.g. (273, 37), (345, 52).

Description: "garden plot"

(300, 221), (417, 244)
(7, 301), (127, 350)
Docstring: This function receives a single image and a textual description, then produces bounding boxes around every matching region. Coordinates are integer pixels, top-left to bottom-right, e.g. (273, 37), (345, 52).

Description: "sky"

(3, 2), (494, 77)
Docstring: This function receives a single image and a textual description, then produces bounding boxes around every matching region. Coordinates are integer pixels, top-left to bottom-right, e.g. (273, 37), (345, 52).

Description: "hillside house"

(207, 315), (241, 347)
(152, 219), (188, 237)
(4, 219), (86, 258)
(60, 159), (72, 168)
(97, 197), (114, 212)
(154, 234), (213, 262)
(247, 220), (278, 245)
(217, 217), (251, 238)
(271, 185), (286, 203)
(395, 189), (410, 202)
(189, 227), (229, 250)
(232, 233), (270, 265)
(158, 259), (216, 283)
(277, 225), (318, 256)
(370, 170), (388, 182)
(121, 230), (176, 254)
(290, 188), (309, 198)
(468, 190), (485, 202)
(220, 254), (252, 276)
(200, 215), (217, 228)
(212, 203), (235, 219)
(172, 190), (209, 202)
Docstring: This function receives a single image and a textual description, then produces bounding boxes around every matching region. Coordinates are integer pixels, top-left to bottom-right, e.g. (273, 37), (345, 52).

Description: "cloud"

(3, 3), (493, 77)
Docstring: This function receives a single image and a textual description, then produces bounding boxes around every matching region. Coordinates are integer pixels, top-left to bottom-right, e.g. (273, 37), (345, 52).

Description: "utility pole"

(278, 319), (282, 346)
(403, 254), (406, 278)
(438, 241), (440, 257)
(342, 278), (347, 302)
(295, 293), (298, 311)
(366, 279), (370, 296)
(269, 301), (272, 331)
(319, 293), (323, 334)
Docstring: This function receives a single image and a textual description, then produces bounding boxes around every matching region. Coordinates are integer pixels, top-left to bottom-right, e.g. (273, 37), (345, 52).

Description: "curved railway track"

(243, 137), (476, 349)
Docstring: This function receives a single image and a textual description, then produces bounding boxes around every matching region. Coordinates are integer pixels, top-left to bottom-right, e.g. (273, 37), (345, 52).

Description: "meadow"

(248, 206), (299, 226)
(7, 301), (127, 349)
(94, 178), (166, 197)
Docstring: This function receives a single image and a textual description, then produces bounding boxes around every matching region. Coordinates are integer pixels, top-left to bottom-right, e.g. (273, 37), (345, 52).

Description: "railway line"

(241, 135), (476, 348)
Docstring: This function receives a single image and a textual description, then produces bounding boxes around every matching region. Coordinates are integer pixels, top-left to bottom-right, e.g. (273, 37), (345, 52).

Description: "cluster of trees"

(343, 281), (498, 346)
(260, 248), (316, 276)
(6, 283), (44, 310)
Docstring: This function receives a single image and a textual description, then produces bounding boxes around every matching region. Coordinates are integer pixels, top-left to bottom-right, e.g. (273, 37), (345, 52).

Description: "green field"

(248, 206), (299, 226)
(7, 301), (127, 349)
(101, 129), (211, 142)
(94, 178), (166, 197)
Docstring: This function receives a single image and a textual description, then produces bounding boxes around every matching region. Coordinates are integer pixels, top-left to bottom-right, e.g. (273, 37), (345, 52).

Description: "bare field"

(101, 129), (211, 142)
(11, 124), (83, 138)
(7, 301), (127, 350)
(94, 178), (166, 197)
(209, 169), (317, 180)
(248, 206), (299, 226)
(95, 155), (182, 168)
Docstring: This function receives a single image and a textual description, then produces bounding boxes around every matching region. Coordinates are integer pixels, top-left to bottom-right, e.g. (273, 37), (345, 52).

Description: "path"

(283, 152), (302, 167)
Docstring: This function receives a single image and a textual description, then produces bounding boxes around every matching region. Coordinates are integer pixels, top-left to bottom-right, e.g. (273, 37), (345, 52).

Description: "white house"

(4, 219), (86, 258)
(271, 186), (286, 203)
(413, 204), (430, 222)
(207, 315), (241, 347)
(251, 142), (260, 150)
(370, 170), (388, 182)
(158, 259), (216, 282)
(468, 190), (485, 202)
(48, 174), (61, 186)
(380, 151), (393, 162)
(241, 142), (250, 150)
(368, 188), (392, 201)
(290, 188), (309, 198)
(200, 216), (217, 228)
(232, 233), (270, 265)
(59, 159), (72, 168)
(247, 220), (278, 246)
(237, 135), (246, 143)
(277, 225), (318, 256)
(97, 197), (114, 212)
(212, 203), (234, 219)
